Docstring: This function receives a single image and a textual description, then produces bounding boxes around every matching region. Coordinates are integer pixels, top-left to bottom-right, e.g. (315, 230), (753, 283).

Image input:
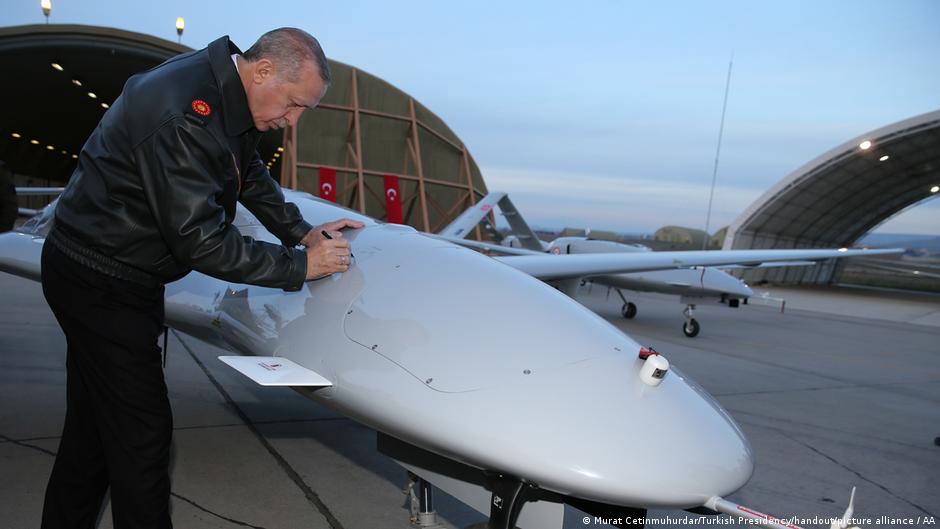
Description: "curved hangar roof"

(0, 24), (487, 234)
(723, 109), (940, 284)
(278, 56), (488, 233)
(725, 110), (940, 251)
(0, 24), (190, 181)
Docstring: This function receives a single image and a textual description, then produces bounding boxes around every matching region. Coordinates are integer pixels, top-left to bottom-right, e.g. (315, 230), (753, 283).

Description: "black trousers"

(40, 242), (172, 529)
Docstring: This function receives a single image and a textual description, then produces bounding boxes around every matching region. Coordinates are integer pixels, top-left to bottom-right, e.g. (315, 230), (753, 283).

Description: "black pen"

(322, 230), (354, 259)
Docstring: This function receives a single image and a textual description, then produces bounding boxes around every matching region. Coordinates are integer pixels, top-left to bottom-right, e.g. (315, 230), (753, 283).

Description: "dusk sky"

(6, 0), (940, 235)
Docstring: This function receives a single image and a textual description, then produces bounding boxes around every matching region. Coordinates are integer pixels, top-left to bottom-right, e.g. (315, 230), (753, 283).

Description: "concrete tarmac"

(1, 272), (938, 529)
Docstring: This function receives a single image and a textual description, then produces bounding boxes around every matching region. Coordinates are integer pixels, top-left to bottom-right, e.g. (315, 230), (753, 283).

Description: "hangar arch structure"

(0, 24), (487, 235)
(723, 110), (940, 285)
(0, 24), (188, 189)
(276, 60), (488, 235)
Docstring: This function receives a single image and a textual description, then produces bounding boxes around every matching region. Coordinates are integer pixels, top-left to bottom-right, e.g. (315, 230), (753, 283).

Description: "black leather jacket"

(54, 36), (311, 291)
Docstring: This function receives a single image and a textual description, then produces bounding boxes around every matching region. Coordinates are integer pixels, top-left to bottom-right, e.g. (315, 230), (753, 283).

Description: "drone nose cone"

(334, 228), (753, 508)
(729, 279), (753, 298)
(710, 268), (753, 298)
(474, 356), (754, 508)
(740, 282), (754, 297)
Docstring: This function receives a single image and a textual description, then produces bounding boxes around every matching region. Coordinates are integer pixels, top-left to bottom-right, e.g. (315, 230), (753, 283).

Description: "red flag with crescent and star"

(383, 175), (403, 224)
(318, 167), (336, 202)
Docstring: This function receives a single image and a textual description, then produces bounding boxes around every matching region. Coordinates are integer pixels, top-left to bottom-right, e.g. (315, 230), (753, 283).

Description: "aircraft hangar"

(723, 109), (940, 285)
(0, 24), (488, 235)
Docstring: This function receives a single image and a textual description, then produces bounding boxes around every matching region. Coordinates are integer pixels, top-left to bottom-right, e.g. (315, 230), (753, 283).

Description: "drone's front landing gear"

(464, 473), (536, 529)
(405, 473), (447, 528)
(486, 473), (534, 529)
(615, 289), (637, 319)
(682, 304), (700, 338)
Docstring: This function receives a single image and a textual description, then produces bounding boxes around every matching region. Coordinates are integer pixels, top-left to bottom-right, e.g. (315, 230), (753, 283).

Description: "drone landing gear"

(462, 473), (536, 529)
(489, 474), (546, 529)
(615, 289), (637, 319)
(382, 433), (565, 529)
(405, 474), (447, 528)
(682, 304), (700, 338)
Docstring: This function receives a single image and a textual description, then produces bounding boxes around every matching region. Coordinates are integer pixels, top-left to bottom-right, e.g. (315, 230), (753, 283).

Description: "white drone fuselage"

(165, 194), (754, 510)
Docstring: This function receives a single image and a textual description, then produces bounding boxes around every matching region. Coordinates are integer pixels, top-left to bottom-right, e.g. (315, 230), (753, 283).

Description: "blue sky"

(6, 0), (940, 235)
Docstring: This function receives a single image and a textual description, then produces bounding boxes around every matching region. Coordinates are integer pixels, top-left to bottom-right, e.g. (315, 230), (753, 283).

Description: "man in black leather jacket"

(40, 28), (362, 529)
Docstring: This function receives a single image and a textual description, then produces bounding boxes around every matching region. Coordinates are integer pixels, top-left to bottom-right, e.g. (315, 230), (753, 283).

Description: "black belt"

(47, 227), (163, 289)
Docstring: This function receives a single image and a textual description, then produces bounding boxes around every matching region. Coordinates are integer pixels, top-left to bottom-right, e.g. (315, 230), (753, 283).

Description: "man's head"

(240, 28), (331, 132)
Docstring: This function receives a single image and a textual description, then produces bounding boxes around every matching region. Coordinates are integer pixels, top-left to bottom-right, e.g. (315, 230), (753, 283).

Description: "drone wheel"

(621, 302), (637, 319)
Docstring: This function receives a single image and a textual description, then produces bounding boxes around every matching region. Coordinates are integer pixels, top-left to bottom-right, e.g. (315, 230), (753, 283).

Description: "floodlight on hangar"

(931, 186), (939, 193)
(175, 18), (185, 44)
(859, 140), (872, 150)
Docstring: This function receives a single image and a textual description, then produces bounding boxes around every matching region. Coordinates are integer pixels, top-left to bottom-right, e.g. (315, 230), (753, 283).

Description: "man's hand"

(300, 218), (364, 280)
(299, 218), (365, 248)
(304, 237), (353, 280)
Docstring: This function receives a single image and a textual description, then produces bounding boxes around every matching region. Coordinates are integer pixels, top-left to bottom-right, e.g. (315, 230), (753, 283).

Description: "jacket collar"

(207, 36), (255, 137)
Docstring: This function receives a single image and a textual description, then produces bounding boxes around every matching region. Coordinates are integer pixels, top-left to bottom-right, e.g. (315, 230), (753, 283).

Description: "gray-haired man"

(42, 28), (361, 528)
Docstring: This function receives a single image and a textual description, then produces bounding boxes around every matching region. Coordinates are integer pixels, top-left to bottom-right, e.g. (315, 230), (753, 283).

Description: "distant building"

(710, 226), (729, 249)
(653, 226), (710, 249)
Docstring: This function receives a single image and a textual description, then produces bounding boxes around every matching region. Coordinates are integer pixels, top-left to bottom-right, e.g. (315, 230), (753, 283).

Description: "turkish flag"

(318, 167), (336, 202)
(384, 175), (403, 224)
